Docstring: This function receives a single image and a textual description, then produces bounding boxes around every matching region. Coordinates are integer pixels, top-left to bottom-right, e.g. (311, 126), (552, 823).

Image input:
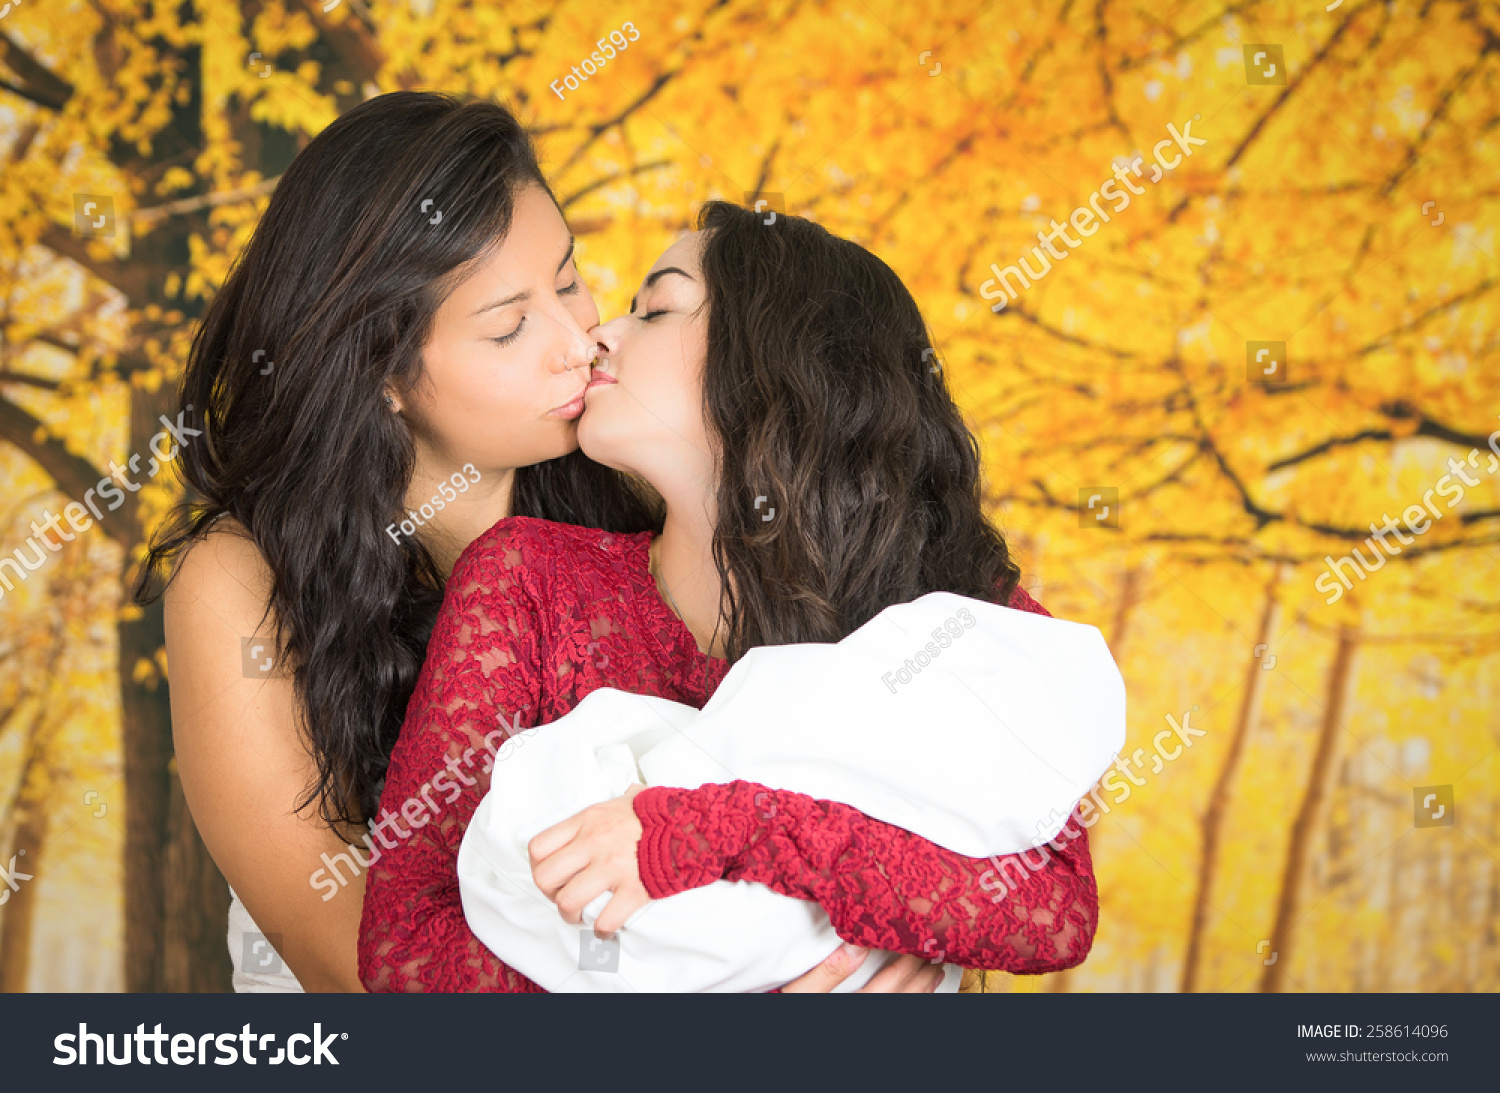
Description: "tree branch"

(300, 0), (383, 103)
(0, 31), (74, 110)
(131, 176), (282, 227)
(1267, 406), (1500, 472)
(1223, 3), (1368, 171)
(0, 372), (60, 392)
(554, 70), (678, 179)
(558, 160), (672, 210)
(0, 395), (129, 544)
(37, 225), (150, 306)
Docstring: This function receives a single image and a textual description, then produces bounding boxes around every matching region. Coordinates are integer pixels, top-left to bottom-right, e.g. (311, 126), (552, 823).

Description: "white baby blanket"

(457, 591), (1125, 993)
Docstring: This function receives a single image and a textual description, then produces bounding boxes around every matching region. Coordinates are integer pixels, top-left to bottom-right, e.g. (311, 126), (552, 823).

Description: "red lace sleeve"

(630, 585), (1100, 974)
(357, 523), (548, 993)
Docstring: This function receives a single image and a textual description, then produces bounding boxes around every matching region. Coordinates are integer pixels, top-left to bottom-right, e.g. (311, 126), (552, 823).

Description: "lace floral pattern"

(358, 516), (1097, 991)
(634, 782), (1096, 971)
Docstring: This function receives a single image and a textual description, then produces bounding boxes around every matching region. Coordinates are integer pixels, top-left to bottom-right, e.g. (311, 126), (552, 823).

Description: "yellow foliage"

(0, 0), (1495, 993)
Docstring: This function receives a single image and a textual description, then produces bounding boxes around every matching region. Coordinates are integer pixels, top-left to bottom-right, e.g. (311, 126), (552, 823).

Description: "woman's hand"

(530, 784), (651, 936)
(781, 944), (946, 993)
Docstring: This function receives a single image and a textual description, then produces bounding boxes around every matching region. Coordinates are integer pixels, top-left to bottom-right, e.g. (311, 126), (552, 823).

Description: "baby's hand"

(529, 784), (651, 937)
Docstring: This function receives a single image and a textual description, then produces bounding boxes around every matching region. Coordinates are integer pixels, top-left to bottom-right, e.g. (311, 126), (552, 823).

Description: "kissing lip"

(549, 382), (591, 418)
(585, 370), (617, 390)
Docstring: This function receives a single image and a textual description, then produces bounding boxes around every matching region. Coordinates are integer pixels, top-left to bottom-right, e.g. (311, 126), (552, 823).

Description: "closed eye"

(638, 309), (668, 321)
(491, 317), (526, 347)
(559, 278), (582, 296)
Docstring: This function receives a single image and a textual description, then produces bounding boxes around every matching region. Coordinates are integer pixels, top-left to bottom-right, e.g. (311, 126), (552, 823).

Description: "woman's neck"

(650, 501), (726, 659)
(405, 463), (516, 579)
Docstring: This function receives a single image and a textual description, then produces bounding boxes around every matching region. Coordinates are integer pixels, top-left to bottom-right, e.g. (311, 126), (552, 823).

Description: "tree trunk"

(1108, 562), (1145, 657)
(4, 3), (383, 994)
(119, 382), (233, 992)
(1180, 561), (1285, 992)
(110, 3), (382, 991)
(119, 597), (177, 990)
(162, 765), (232, 991)
(0, 741), (50, 993)
(1261, 623), (1359, 992)
(120, 384), (175, 992)
(0, 556), (78, 991)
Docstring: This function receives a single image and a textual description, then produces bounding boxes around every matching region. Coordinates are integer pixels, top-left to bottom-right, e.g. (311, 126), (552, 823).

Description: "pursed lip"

(549, 380), (591, 417)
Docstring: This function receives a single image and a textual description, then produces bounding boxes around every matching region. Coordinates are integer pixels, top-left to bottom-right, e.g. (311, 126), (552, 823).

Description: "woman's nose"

(589, 316), (625, 358)
(553, 329), (598, 374)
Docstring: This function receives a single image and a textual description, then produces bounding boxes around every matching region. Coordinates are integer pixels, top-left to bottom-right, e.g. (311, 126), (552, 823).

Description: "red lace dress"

(358, 516), (1099, 992)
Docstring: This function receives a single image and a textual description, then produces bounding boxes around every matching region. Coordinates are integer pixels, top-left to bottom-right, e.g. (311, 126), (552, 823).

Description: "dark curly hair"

(134, 92), (658, 829)
(696, 200), (1020, 661)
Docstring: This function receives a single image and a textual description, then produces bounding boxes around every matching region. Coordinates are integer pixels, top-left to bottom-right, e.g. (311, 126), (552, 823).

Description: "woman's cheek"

(635, 367), (692, 438)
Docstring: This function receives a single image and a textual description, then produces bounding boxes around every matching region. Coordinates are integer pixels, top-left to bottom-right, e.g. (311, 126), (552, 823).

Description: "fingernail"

(840, 942), (868, 963)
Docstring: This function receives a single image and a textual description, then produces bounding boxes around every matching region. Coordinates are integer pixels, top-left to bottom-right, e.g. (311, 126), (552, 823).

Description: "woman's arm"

(536, 781), (1095, 975)
(632, 781), (1096, 973)
(357, 525), (545, 992)
(165, 523), (365, 992)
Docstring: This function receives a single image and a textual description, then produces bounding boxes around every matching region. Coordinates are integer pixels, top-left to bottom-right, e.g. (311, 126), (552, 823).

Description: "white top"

(227, 887), (306, 993)
(458, 591), (1125, 993)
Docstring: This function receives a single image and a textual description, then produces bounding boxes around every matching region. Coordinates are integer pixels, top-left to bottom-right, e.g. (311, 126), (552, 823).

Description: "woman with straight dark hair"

(359, 201), (1105, 992)
(134, 90), (653, 991)
(139, 91), (931, 995)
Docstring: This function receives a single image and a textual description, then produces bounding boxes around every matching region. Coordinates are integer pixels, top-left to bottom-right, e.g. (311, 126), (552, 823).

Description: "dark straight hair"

(695, 199), (1020, 662)
(135, 92), (658, 828)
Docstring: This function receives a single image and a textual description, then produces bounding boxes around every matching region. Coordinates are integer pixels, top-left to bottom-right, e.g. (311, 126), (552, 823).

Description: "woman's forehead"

(648, 231), (704, 276)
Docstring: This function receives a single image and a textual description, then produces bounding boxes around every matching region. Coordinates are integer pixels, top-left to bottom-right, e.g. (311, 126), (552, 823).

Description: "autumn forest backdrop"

(0, 0), (1497, 992)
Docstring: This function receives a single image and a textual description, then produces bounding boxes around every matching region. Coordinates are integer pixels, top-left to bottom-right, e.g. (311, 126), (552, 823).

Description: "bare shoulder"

(164, 515), (275, 630)
(162, 514), (295, 748)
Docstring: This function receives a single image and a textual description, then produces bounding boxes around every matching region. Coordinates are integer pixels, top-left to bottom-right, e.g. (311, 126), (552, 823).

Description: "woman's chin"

(575, 436), (612, 468)
(504, 424), (581, 468)
(576, 422), (626, 473)
(575, 414), (602, 456)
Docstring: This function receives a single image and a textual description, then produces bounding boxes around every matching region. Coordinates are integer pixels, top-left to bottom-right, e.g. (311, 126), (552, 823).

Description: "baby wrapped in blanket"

(457, 591), (1125, 992)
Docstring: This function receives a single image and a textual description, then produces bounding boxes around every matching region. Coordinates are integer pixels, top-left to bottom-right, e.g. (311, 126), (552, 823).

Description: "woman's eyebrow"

(470, 236), (577, 318)
(629, 266), (693, 313)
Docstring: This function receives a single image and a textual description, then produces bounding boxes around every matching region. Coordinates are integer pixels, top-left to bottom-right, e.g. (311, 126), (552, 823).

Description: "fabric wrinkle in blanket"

(457, 590), (1126, 993)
